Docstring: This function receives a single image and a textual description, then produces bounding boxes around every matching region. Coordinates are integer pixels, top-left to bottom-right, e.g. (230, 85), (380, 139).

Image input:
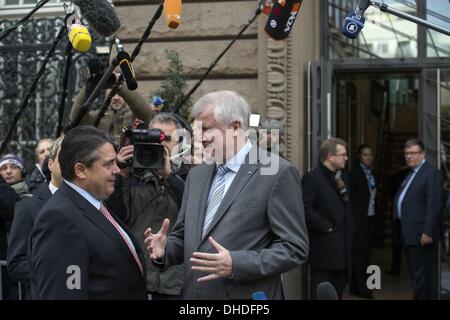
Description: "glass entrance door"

(436, 69), (450, 299)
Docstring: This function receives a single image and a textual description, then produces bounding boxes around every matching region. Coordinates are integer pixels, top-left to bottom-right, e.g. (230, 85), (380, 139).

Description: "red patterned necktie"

(99, 203), (143, 274)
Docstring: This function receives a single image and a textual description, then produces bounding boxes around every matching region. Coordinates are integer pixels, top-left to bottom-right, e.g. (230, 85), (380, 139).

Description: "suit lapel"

(60, 182), (143, 278)
(403, 162), (427, 200)
(200, 162), (259, 243)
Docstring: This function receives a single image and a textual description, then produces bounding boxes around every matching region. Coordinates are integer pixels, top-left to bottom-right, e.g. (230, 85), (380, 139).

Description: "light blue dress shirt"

(207, 140), (253, 202)
(396, 159), (426, 219)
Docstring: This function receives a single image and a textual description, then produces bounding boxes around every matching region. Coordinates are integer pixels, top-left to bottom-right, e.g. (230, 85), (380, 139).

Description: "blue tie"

(202, 165), (230, 238)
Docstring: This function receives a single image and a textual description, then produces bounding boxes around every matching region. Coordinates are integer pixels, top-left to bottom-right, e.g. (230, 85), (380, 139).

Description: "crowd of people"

(0, 88), (446, 300)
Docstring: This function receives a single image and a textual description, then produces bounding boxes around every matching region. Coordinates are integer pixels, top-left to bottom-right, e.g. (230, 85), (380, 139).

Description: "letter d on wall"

(66, 265), (81, 290)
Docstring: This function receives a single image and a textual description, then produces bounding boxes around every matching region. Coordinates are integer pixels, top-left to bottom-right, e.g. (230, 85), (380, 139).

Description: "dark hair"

(356, 144), (372, 161)
(320, 137), (348, 162)
(404, 139), (425, 152)
(59, 126), (114, 181)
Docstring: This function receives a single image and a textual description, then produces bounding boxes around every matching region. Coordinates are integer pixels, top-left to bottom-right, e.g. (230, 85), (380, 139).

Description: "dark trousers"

(402, 239), (438, 300)
(390, 218), (402, 274)
(310, 268), (347, 300)
(350, 216), (375, 298)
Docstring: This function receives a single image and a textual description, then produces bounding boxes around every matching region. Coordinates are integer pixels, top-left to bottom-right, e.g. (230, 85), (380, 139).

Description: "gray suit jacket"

(160, 149), (309, 299)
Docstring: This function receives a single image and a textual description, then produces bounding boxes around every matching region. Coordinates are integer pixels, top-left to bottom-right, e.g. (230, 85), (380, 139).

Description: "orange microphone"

(163, 0), (182, 29)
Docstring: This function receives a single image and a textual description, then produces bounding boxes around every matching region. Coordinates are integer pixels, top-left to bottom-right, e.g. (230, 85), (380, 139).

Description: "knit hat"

(0, 153), (24, 171)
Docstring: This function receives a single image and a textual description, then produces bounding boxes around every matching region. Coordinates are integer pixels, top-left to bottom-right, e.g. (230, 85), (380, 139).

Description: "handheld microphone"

(115, 38), (138, 91)
(342, 0), (371, 39)
(67, 7), (91, 52)
(316, 282), (339, 300)
(73, 0), (121, 37)
(264, 0), (303, 40)
(163, 0), (182, 29)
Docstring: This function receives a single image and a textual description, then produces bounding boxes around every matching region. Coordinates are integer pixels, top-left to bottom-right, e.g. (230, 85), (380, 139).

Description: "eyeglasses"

(404, 151), (422, 156)
(333, 153), (348, 158)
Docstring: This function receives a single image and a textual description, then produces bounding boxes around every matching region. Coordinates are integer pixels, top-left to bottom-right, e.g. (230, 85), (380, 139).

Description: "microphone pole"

(56, 41), (73, 138)
(0, 0), (52, 42)
(370, 1), (450, 36)
(172, 0), (264, 115)
(56, 10), (75, 138)
(0, 23), (67, 155)
(65, 53), (120, 131)
(93, 1), (164, 127)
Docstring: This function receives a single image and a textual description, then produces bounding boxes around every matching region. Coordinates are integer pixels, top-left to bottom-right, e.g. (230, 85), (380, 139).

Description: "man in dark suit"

(144, 90), (309, 300)
(349, 144), (376, 299)
(302, 138), (354, 299)
(7, 137), (63, 298)
(28, 126), (147, 299)
(394, 139), (443, 300)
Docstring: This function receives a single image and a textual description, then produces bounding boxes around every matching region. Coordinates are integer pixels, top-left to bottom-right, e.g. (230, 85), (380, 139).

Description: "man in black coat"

(0, 176), (19, 259)
(394, 139), (443, 300)
(0, 176), (20, 299)
(7, 137), (63, 298)
(302, 138), (354, 299)
(28, 126), (147, 299)
(349, 145), (376, 299)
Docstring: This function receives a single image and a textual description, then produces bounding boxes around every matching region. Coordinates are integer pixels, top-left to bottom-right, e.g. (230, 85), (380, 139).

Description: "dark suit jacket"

(302, 164), (354, 270)
(7, 183), (51, 289)
(350, 163), (376, 228)
(159, 149), (309, 300)
(28, 182), (147, 299)
(394, 161), (443, 246)
(0, 176), (20, 259)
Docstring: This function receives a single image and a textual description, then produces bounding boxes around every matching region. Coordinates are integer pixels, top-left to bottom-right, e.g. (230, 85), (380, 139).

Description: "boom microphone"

(264, 0), (303, 40)
(342, 0), (371, 39)
(163, 0), (182, 29)
(73, 0), (121, 37)
(115, 38), (138, 91)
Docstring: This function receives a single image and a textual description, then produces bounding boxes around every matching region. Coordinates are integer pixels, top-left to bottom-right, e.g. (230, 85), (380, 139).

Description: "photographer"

(69, 58), (154, 143)
(117, 113), (192, 300)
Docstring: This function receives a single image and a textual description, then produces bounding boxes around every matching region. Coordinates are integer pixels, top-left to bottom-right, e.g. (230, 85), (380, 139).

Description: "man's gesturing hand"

(190, 237), (233, 282)
(144, 218), (170, 260)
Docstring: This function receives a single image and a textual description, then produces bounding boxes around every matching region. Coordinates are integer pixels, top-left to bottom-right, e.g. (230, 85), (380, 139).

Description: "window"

(1, 0), (62, 7)
(0, 0), (67, 17)
(426, 0), (450, 58)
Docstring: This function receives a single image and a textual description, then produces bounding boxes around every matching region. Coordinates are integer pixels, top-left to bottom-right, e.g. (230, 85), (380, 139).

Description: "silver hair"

(149, 112), (183, 130)
(191, 90), (251, 130)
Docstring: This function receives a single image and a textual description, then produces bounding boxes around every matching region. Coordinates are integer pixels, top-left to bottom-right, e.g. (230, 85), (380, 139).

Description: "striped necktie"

(99, 203), (143, 274)
(202, 164), (230, 238)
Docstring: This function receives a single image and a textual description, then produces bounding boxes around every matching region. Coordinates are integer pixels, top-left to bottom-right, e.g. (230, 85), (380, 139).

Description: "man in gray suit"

(144, 90), (309, 300)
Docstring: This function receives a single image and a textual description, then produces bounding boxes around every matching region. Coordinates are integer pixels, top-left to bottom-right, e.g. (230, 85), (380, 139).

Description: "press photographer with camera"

(117, 112), (192, 300)
(69, 57), (154, 143)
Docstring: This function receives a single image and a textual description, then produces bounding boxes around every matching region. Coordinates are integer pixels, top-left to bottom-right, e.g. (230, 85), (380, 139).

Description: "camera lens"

(137, 148), (156, 167)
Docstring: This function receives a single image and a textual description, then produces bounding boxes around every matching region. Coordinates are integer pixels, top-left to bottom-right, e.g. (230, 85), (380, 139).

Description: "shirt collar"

(64, 179), (101, 210)
(222, 140), (253, 173)
(48, 182), (58, 195)
(360, 162), (373, 172)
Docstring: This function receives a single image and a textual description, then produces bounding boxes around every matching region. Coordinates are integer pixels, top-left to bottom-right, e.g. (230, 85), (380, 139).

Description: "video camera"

(121, 128), (166, 170)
